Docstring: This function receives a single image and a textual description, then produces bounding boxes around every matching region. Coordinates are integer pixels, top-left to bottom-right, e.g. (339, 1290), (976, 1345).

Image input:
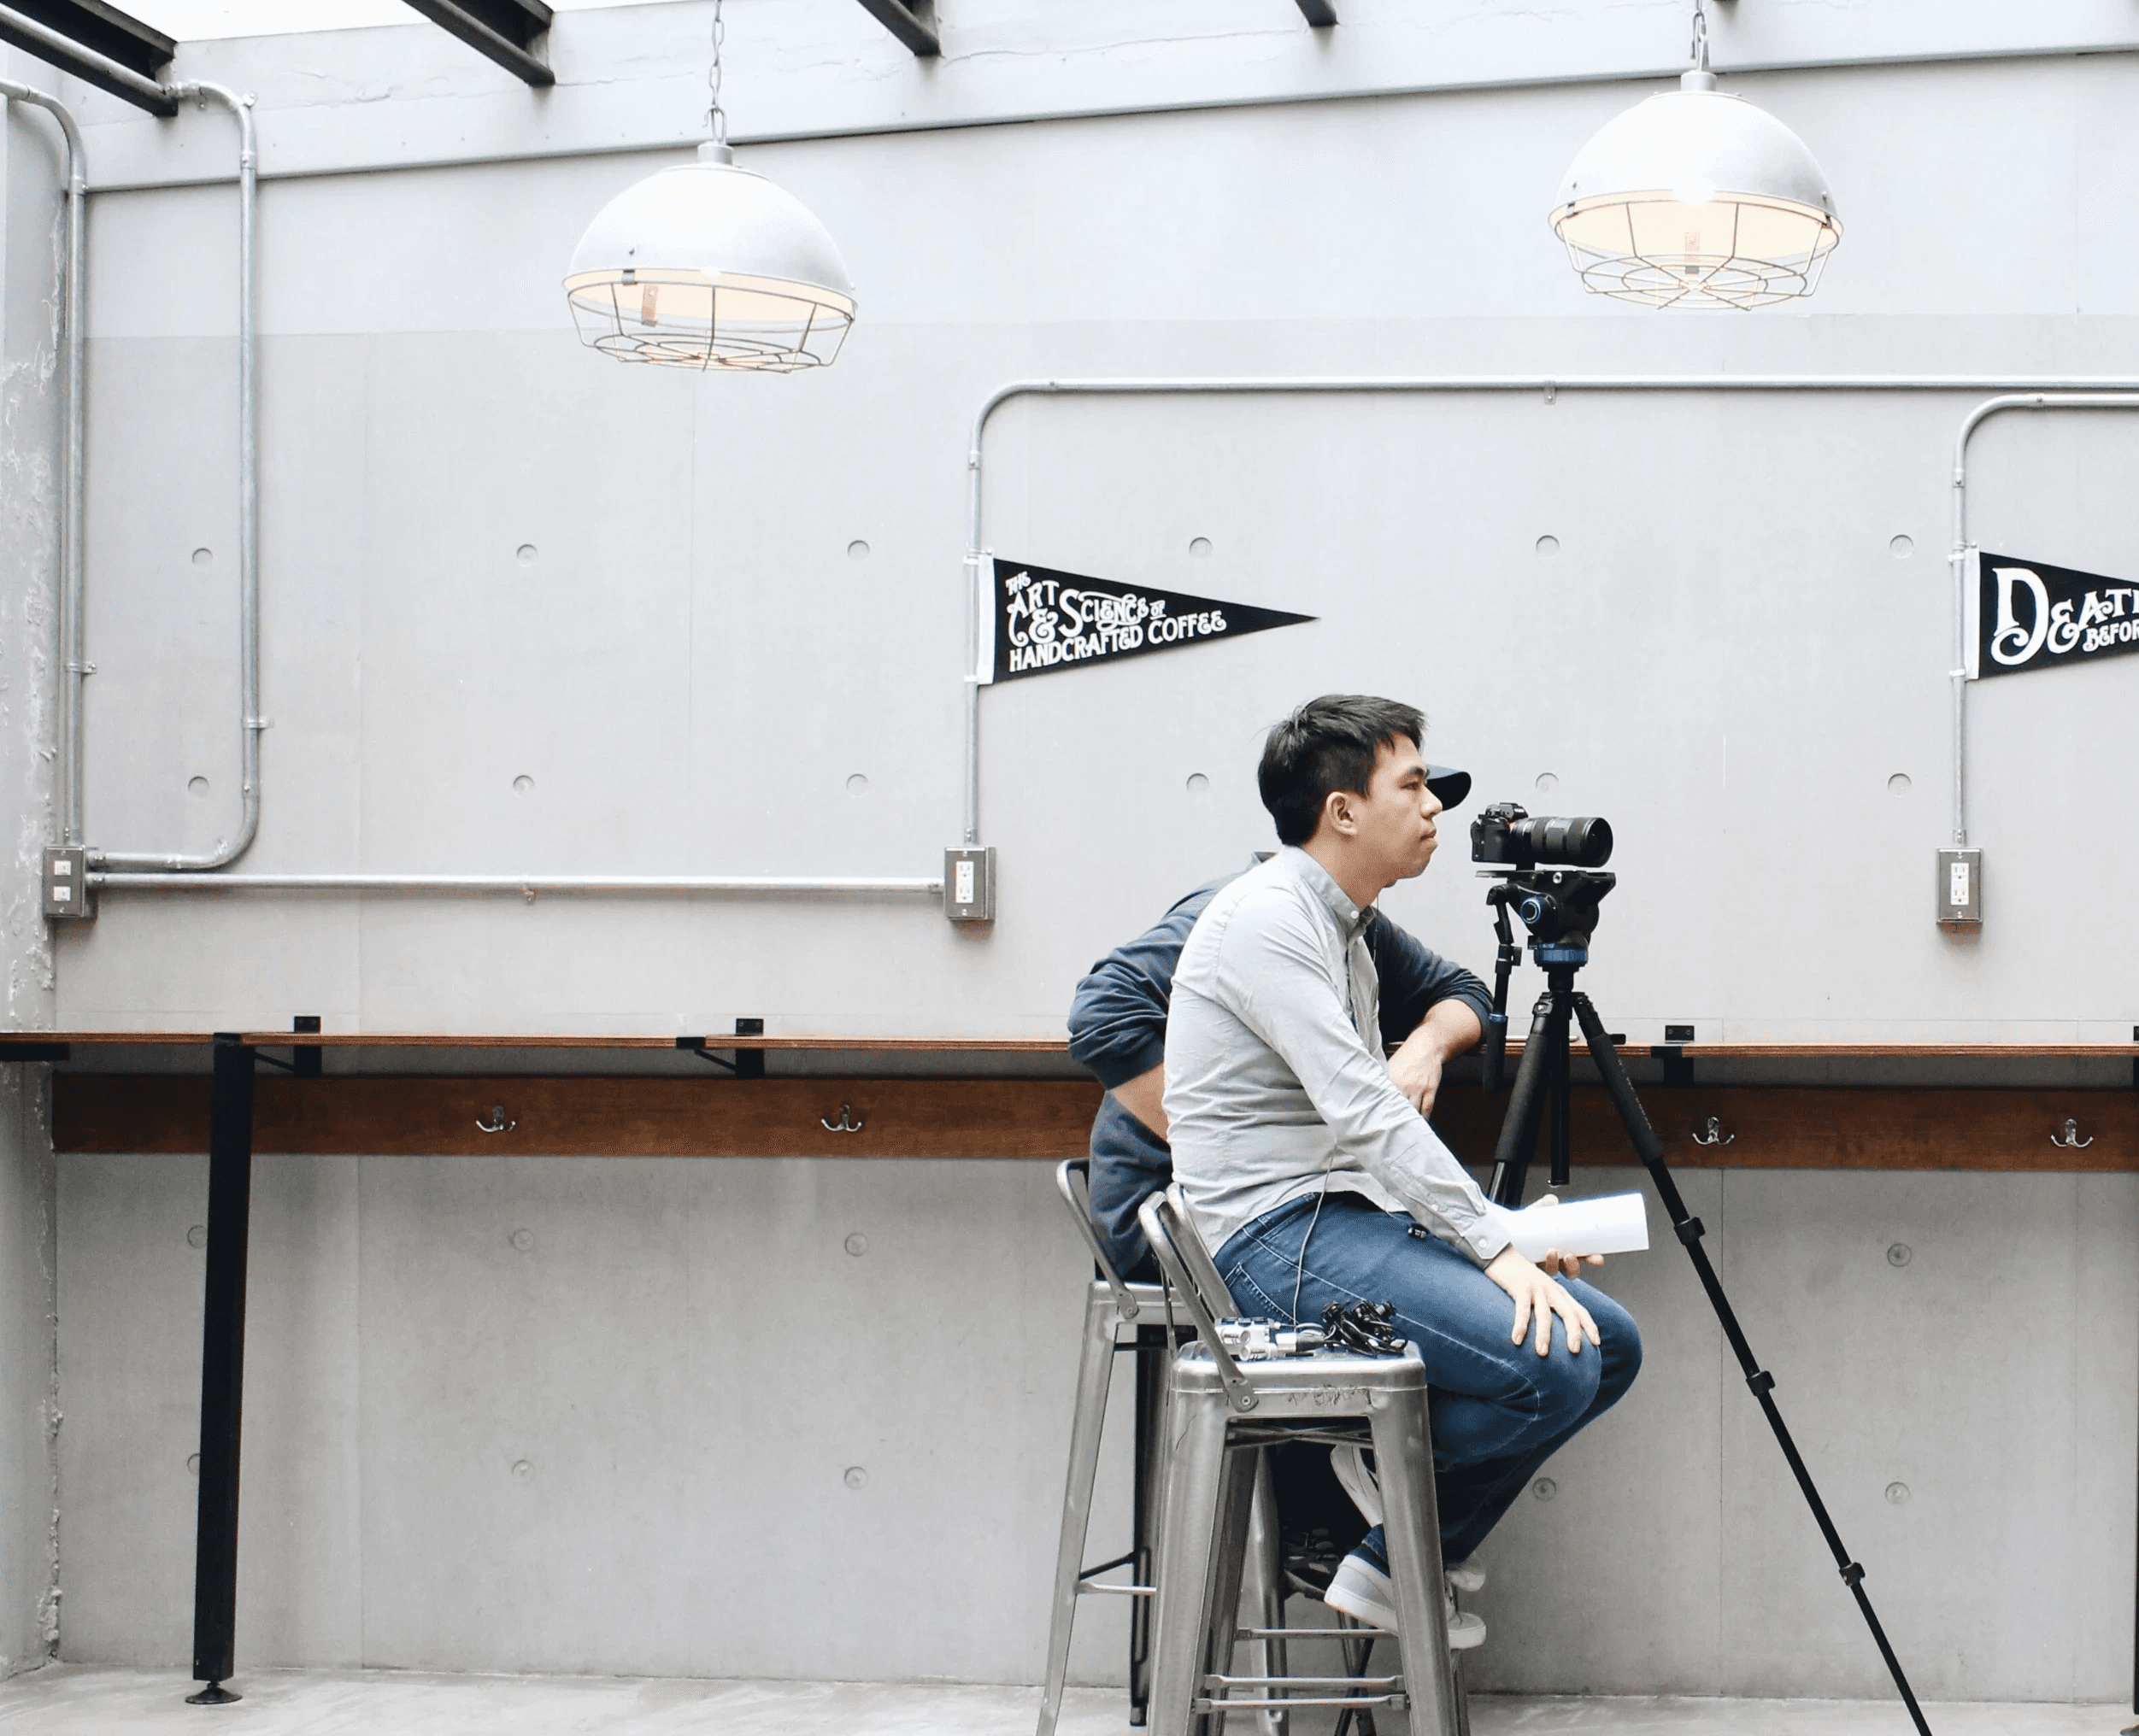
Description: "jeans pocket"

(1225, 1261), (1296, 1323)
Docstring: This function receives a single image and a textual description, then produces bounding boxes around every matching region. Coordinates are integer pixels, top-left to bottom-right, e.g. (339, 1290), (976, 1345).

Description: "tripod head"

(1479, 867), (1615, 1093)
(1487, 866), (1617, 959)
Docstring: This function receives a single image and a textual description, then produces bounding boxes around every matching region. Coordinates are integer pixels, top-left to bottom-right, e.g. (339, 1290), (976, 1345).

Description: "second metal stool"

(1139, 1186), (1464, 1736)
(1036, 1158), (1173, 1736)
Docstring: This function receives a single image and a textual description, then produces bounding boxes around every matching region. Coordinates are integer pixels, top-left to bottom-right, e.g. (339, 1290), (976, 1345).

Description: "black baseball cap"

(1426, 765), (1472, 811)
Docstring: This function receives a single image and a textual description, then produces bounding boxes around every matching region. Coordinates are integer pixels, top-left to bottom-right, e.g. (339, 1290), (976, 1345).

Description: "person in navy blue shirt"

(1067, 769), (1491, 1281)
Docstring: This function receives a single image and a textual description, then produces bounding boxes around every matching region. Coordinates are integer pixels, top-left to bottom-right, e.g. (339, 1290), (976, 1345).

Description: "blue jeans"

(1218, 1191), (1642, 1563)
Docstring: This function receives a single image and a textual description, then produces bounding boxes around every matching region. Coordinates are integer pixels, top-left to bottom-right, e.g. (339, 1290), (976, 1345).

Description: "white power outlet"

(944, 847), (996, 924)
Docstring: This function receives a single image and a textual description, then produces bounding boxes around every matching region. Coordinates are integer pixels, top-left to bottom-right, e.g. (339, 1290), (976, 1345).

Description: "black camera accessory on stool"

(1472, 804), (1935, 1736)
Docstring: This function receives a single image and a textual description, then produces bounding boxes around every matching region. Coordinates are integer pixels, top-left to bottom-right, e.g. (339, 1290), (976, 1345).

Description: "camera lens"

(1525, 815), (1613, 867)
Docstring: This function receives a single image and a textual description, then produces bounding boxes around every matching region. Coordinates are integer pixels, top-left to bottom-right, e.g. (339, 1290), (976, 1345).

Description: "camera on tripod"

(1470, 801), (1613, 871)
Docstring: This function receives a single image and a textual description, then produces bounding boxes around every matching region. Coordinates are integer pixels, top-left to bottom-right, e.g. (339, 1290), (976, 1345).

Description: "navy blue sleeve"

(1367, 912), (1493, 1051)
(1067, 873), (1236, 1088)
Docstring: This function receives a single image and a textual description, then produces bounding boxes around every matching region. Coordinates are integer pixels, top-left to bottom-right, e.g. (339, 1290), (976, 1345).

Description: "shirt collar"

(1277, 847), (1372, 942)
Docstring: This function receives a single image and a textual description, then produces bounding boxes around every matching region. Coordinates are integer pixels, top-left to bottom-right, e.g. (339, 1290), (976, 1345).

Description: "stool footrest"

(1196, 1695), (1408, 1711)
(1209, 1674), (1400, 1689)
(1079, 1582), (1154, 1597)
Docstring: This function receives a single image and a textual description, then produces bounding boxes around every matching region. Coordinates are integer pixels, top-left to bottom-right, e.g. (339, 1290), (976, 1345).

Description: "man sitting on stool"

(1068, 819), (1490, 1284)
(1164, 694), (1642, 1629)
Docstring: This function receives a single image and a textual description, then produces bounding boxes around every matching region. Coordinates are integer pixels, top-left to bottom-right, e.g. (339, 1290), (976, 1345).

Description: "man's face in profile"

(1352, 736), (1443, 883)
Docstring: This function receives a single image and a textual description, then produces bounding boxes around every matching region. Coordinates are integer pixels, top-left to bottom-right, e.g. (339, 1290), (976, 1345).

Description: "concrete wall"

(4, 0), (2137, 1699)
(49, 1152), (2137, 1702)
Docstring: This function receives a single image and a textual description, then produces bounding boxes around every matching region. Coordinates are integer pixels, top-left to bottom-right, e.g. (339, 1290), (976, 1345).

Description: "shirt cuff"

(1073, 1034), (1166, 1091)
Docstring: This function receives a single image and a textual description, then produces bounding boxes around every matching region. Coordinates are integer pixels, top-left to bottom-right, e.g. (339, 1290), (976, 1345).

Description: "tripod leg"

(1548, 1005), (1572, 1192)
(1568, 993), (1935, 1736)
(1487, 993), (1556, 1206)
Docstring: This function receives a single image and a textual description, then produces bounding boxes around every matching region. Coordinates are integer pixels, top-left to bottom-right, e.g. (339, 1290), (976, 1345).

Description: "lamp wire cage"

(1551, 192), (1840, 310)
(565, 272), (854, 372)
(563, 0), (857, 370)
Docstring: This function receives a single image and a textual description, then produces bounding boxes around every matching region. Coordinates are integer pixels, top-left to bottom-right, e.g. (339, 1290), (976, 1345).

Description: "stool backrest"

(1053, 1158), (1143, 1318)
(1137, 1185), (1259, 1413)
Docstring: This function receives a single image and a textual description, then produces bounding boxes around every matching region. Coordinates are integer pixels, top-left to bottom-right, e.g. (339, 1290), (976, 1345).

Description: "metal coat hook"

(1691, 1116), (1735, 1147)
(821, 1103), (864, 1134)
(2050, 1117), (2093, 1149)
(477, 1103), (517, 1134)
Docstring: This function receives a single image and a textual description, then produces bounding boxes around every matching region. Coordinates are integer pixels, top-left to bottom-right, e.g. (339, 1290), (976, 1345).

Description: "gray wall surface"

(2, 0), (2135, 1702)
(50, 1153), (2137, 1702)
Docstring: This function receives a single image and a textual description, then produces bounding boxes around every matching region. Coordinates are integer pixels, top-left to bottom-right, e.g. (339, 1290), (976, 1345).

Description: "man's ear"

(1323, 789), (1356, 837)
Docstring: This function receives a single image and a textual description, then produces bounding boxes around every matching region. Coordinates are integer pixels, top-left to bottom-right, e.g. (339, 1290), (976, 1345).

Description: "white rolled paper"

(1486, 1192), (1649, 1262)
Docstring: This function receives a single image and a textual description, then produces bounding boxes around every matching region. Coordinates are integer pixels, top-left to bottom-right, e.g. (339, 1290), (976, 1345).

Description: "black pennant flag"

(1968, 550), (2139, 678)
(984, 559), (1314, 684)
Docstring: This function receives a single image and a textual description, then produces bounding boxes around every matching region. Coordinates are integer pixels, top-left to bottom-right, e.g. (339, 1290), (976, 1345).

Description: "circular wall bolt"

(188, 777), (210, 798)
(1535, 771), (1559, 794)
(1887, 772), (1913, 796)
(1188, 537), (1213, 557)
(1889, 535), (1913, 560)
(846, 773), (869, 795)
(843, 1466), (868, 1489)
(510, 1229), (534, 1253)
(512, 1459), (533, 1480)
(515, 544), (538, 566)
(1884, 1481), (1911, 1504)
(1536, 535), (1560, 558)
(1886, 1242), (1912, 1268)
(1531, 1477), (1557, 1501)
(847, 539), (870, 561)
(512, 775), (533, 797)
(1185, 772), (1210, 795)
(191, 548), (213, 568)
(843, 1233), (867, 1257)
(186, 1453), (200, 1475)
(187, 1224), (207, 1249)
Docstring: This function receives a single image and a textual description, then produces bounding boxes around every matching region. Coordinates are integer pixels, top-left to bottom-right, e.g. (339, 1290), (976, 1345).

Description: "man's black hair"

(1257, 695), (1425, 847)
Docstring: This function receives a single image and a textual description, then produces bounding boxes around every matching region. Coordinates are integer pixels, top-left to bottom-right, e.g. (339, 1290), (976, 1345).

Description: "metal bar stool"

(1036, 1158), (1174, 1736)
(1137, 1186), (1465, 1736)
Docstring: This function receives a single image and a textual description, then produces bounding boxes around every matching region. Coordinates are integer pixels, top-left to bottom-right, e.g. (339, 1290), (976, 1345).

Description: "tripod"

(1478, 867), (1934, 1736)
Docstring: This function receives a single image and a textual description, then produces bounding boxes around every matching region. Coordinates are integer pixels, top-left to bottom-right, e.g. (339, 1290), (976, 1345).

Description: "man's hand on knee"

(1484, 1240), (1601, 1357)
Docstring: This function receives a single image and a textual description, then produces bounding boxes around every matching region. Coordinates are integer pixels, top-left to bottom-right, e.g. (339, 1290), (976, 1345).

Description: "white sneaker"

(1325, 1546), (1400, 1630)
(1324, 1545), (1489, 1649)
(1444, 1557), (1487, 1594)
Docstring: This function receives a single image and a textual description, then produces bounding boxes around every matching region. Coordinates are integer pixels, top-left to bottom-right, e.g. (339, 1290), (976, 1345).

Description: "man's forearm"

(1403, 998), (1483, 1064)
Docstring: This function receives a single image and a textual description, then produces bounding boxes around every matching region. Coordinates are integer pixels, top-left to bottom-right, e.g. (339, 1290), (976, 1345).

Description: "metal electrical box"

(1936, 847), (1982, 926)
(944, 847), (996, 923)
(43, 847), (91, 920)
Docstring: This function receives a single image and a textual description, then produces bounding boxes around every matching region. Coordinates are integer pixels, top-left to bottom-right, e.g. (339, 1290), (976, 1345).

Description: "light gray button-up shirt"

(1162, 847), (1509, 1268)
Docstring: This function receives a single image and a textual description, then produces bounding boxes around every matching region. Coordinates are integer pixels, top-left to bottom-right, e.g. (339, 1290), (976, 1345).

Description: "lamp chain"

(708, 0), (727, 145)
(1689, 1), (1709, 72)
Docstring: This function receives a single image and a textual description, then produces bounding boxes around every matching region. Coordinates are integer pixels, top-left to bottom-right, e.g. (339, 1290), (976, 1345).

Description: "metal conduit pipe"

(95, 81), (261, 874)
(1948, 393), (2139, 847)
(967, 374), (2139, 854)
(0, 82), (86, 847)
(86, 874), (943, 896)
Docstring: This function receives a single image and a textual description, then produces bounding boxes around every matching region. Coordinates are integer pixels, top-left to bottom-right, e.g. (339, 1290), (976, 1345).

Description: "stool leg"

(1149, 1388), (1232, 1736)
(1037, 1286), (1125, 1736)
(1243, 1452), (1290, 1736)
(1452, 1655), (1471, 1736)
(1201, 1444), (1257, 1736)
(1368, 1387), (1455, 1736)
(1131, 1325), (1170, 1725)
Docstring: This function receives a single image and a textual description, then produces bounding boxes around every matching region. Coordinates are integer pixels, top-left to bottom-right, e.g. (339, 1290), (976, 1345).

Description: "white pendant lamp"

(564, 0), (855, 370)
(1548, 4), (1841, 309)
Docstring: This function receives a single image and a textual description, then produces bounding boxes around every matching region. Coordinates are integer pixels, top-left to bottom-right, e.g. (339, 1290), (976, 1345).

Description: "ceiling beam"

(854, 0), (939, 58)
(401, 0), (555, 87)
(1295, 0), (1337, 25)
(0, 0), (175, 114)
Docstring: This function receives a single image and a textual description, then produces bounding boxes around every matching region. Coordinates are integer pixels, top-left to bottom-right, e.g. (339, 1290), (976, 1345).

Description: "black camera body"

(1470, 801), (1613, 871)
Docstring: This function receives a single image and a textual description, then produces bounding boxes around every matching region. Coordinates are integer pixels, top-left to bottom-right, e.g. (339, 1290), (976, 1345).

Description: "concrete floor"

(0, 1669), (2124, 1735)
